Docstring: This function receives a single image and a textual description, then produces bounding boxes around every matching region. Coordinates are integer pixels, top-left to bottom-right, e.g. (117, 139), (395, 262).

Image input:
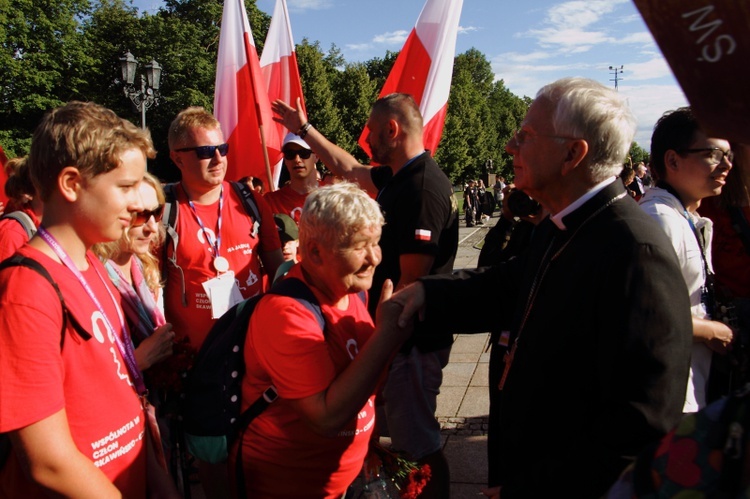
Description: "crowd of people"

(0, 75), (747, 499)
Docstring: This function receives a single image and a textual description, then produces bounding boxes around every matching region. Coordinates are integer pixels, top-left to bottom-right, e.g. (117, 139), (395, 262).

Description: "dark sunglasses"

(175, 143), (230, 160)
(132, 204), (165, 226)
(283, 148), (312, 160)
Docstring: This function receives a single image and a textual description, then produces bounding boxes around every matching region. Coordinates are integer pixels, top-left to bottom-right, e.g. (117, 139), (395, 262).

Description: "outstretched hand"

(388, 281), (427, 328)
(375, 279), (413, 344)
(272, 98), (308, 134)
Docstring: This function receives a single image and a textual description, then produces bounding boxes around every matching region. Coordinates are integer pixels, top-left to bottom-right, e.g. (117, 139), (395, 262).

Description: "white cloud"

(346, 29), (408, 53)
(620, 84), (689, 148)
(287, 0), (333, 10)
(618, 31), (654, 45)
(373, 30), (408, 45)
(620, 56), (674, 81)
(458, 26), (480, 35)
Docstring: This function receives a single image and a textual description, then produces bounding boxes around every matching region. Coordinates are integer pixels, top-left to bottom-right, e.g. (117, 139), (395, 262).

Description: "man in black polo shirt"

(273, 93), (458, 498)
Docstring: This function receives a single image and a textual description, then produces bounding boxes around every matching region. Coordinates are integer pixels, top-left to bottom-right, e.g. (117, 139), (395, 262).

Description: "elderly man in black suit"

(392, 77), (693, 499)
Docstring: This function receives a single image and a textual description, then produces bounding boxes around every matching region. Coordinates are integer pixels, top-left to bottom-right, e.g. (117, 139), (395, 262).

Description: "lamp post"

(119, 51), (162, 129)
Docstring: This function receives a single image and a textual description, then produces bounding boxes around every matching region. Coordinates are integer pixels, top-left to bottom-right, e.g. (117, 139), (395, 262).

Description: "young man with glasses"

(264, 132), (320, 224)
(640, 106), (735, 413)
(165, 106), (282, 496)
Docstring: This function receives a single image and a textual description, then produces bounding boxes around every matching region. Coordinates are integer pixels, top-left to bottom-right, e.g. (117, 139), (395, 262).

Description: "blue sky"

(132, 0), (689, 150)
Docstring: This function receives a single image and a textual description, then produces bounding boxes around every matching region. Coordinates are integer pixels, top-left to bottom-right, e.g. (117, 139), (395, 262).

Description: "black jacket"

(419, 181), (692, 498)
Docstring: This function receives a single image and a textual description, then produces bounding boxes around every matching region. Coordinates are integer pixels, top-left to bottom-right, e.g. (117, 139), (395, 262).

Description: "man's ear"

(58, 166), (82, 202)
(561, 139), (589, 176)
(170, 150), (184, 171)
(664, 150), (680, 171)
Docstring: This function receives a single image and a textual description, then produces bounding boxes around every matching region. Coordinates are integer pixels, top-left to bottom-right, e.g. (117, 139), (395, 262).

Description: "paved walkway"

(437, 215), (496, 498)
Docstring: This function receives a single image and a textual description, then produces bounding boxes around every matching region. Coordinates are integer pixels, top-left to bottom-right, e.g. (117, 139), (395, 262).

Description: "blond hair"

(168, 106), (222, 149)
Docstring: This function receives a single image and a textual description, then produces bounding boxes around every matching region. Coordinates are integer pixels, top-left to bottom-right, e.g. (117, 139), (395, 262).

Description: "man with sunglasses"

(165, 106), (282, 497)
(641, 106), (735, 413)
(264, 132), (319, 224)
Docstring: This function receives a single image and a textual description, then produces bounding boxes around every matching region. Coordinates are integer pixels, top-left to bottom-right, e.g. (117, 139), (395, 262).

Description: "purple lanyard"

(183, 183), (224, 259)
(37, 227), (147, 396)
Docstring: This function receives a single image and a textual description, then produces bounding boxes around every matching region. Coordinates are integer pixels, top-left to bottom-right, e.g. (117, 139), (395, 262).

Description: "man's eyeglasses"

(132, 205), (165, 226)
(283, 149), (313, 160)
(175, 143), (229, 160)
(512, 129), (580, 146)
(679, 147), (734, 166)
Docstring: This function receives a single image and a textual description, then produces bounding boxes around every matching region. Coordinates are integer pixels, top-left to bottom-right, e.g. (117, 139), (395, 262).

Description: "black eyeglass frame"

(679, 147), (734, 165)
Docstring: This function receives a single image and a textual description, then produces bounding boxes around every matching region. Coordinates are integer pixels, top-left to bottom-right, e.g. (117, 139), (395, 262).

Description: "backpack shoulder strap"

(0, 255), (90, 348)
(230, 181), (261, 238)
(268, 277), (325, 330)
(1, 211), (36, 239)
(161, 183), (188, 307)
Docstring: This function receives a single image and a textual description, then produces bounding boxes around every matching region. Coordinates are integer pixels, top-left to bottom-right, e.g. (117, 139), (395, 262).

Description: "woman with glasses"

(93, 171), (175, 373)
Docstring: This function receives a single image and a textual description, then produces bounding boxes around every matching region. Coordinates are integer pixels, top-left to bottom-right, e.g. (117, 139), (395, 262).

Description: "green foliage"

(0, 0), (530, 187)
(628, 141), (649, 166)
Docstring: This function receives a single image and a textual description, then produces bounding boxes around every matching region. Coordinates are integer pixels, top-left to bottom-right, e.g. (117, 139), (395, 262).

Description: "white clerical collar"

(550, 176), (617, 230)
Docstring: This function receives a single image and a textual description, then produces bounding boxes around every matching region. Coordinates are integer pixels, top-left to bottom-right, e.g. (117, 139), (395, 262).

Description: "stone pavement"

(437, 215), (496, 498)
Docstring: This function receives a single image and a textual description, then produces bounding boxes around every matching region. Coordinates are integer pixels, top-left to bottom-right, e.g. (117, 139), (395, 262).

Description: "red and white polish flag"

(260, 0), (306, 185)
(359, 0), (464, 157)
(214, 0), (280, 185)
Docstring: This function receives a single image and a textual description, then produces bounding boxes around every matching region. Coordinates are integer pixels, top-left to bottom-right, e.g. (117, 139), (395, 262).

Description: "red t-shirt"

(264, 185), (309, 223)
(0, 246), (146, 497)
(0, 207), (40, 261)
(239, 265), (375, 498)
(164, 182), (281, 349)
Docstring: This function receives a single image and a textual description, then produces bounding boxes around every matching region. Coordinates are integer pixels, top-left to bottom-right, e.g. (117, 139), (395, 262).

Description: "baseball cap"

(274, 213), (299, 243)
(282, 132), (311, 151)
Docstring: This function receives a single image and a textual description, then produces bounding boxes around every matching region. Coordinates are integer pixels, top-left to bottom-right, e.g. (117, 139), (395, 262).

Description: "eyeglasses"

(679, 147), (734, 166)
(175, 143), (229, 160)
(513, 129), (580, 146)
(132, 205), (165, 226)
(283, 149), (312, 160)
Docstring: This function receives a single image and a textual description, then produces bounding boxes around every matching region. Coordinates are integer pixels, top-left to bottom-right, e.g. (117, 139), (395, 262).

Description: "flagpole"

(240, 2), (275, 192)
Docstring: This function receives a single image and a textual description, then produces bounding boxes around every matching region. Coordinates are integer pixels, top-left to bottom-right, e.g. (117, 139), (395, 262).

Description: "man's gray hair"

(537, 77), (636, 181)
(299, 182), (384, 251)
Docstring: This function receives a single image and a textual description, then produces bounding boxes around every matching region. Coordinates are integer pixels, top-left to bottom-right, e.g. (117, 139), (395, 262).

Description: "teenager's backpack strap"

(0, 255), (91, 470)
(229, 181), (261, 238)
(0, 255), (90, 347)
(1, 211), (36, 240)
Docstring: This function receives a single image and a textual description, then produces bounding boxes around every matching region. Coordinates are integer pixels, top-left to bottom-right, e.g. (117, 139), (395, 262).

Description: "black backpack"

(180, 276), (324, 465)
(179, 276), (365, 496)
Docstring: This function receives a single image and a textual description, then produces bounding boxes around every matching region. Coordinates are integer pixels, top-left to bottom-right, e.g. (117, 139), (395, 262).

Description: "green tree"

(329, 61), (378, 162)
(0, 0), (94, 156)
(628, 141), (649, 166)
(296, 39), (348, 155)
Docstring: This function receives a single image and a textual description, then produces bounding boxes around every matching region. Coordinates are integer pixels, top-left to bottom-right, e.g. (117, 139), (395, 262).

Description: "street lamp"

(119, 51), (162, 129)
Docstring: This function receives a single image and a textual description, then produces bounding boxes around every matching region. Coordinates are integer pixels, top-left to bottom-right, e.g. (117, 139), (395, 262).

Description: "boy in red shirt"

(0, 102), (177, 498)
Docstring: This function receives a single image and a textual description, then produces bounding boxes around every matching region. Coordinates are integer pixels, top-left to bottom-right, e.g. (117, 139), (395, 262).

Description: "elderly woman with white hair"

(235, 182), (411, 498)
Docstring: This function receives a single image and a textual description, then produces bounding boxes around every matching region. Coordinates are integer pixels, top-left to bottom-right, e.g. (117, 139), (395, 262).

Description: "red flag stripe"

(359, 0), (463, 157)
